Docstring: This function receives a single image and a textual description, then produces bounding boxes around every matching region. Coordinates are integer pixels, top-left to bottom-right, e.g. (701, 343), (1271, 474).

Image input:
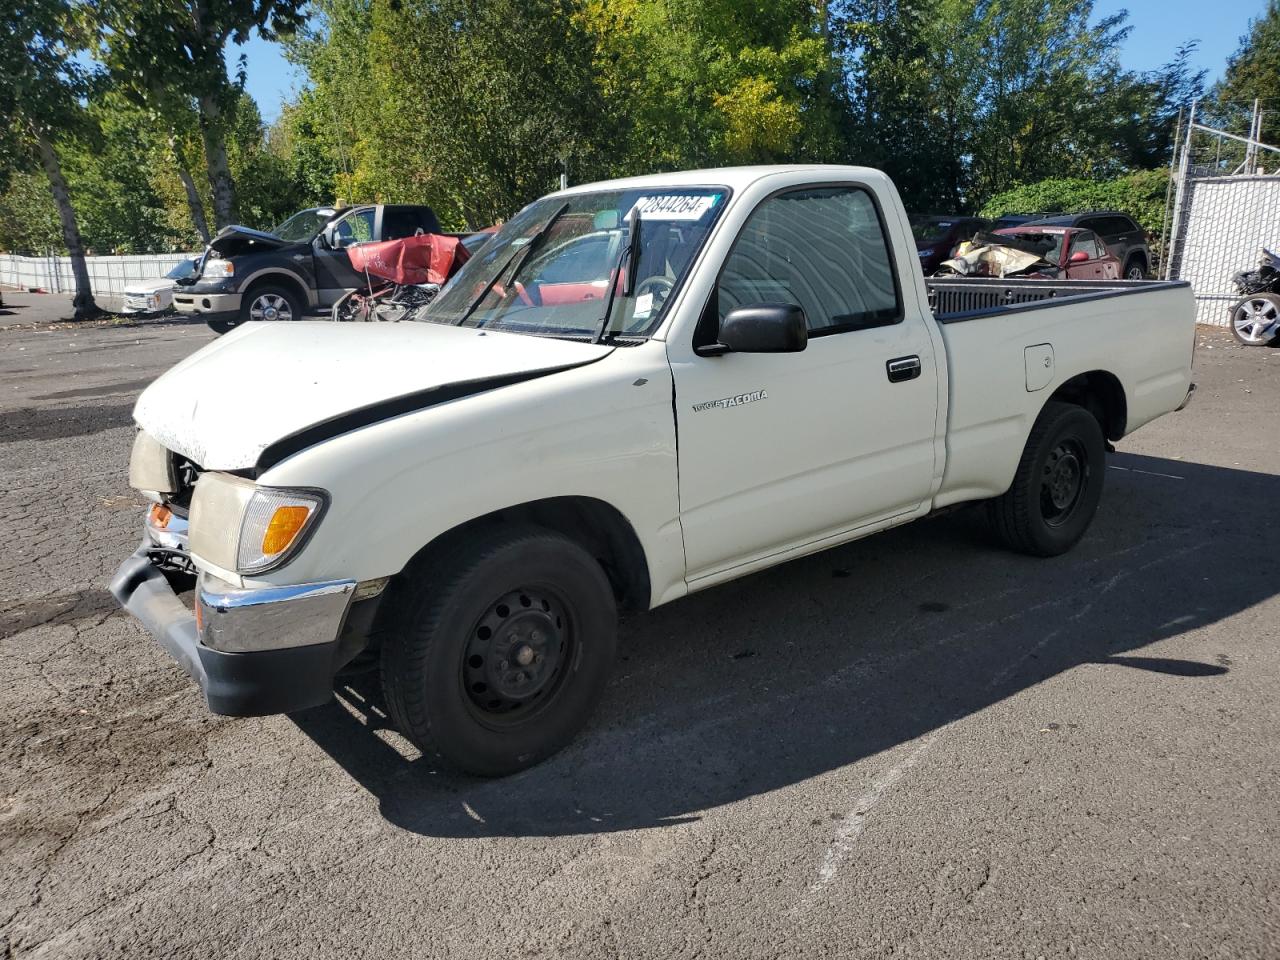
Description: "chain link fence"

(1164, 102), (1280, 326)
(0, 252), (196, 297)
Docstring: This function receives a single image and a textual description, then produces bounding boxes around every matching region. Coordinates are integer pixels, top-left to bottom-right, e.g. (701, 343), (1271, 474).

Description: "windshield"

(422, 187), (728, 339)
(1004, 230), (1064, 262)
(165, 258), (198, 281)
(270, 208), (337, 242)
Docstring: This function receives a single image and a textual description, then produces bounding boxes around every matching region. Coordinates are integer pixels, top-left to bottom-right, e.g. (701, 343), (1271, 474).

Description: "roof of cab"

(549, 164), (891, 198)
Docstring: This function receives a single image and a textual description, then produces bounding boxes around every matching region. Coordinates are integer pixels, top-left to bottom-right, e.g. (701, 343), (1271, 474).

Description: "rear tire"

(381, 525), (617, 776)
(1123, 257), (1147, 281)
(986, 401), (1106, 557)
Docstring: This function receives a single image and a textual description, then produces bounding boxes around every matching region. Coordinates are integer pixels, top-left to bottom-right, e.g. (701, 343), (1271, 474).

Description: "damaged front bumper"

(109, 520), (357, 716)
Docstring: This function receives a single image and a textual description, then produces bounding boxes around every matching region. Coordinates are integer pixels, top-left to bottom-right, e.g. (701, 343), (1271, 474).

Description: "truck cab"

(173, 204), (441, 333)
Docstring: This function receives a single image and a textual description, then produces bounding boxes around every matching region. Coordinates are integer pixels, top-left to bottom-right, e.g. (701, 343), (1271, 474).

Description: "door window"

(382, 207), (424, 240)
(1070, 232), (1106, 260)
(333, 208), (375, 247)
(716, 187), (900, 335)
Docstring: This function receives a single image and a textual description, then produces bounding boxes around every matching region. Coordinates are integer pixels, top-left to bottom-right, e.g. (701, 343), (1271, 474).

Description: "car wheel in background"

(241, 285), (303, 326)
(1230, 294), (1280, 346)
(1124, 259), (1146, 281)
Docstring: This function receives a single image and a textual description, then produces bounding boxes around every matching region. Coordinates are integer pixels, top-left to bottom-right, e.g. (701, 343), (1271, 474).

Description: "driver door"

(313, 206), (376, 304)
(669, 186), (940, 581)
(1066, 231), (1111, 280)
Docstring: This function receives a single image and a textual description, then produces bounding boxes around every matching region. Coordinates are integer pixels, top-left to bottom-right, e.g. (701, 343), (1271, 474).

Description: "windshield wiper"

(453, 202), (570, 327)
(593, 206), (641, 343)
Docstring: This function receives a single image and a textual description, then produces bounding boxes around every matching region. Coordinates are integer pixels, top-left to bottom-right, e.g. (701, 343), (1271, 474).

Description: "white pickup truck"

(112, 165), (1196, 775)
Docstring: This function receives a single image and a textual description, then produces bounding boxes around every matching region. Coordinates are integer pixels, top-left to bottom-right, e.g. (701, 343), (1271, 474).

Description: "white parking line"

(1108, 464), (1185, 480)
(798, 541), (1207, 906)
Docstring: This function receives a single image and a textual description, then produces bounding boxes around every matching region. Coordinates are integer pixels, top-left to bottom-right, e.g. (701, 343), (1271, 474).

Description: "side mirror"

(1069, 250), (1090, 263)
(699, 303), (808, 356)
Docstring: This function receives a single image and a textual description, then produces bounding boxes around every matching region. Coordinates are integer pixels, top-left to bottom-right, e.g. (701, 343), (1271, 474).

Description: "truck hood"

(123, 277), (176, 295)
(207, 224), (292, 253)
(133, 322), (614, 471)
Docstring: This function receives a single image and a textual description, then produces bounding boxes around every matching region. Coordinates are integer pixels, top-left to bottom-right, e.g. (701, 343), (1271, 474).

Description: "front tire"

(240, 284), (303, 325)
(381, 525), (617, 776)
(986, 401), (1106, 557)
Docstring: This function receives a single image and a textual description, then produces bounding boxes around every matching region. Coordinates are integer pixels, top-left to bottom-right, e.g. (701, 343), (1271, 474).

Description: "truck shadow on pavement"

(292, 452), (1269, 838)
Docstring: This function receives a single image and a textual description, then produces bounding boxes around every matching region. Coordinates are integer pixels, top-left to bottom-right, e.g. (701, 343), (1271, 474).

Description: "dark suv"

(174, 204), (442, 334)
(1024, 212), (1150, 280)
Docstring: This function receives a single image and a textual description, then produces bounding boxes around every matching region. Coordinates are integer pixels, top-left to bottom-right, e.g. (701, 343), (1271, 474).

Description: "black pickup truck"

(174, 204), (442, 334)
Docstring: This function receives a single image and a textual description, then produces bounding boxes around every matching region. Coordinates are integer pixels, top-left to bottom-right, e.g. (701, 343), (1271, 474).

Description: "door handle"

(886, 355), (921, 383)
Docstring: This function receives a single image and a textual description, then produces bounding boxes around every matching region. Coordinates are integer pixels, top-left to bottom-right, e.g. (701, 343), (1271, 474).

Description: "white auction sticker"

(628, 194), (720, 221)
(633, 292), (654, 319)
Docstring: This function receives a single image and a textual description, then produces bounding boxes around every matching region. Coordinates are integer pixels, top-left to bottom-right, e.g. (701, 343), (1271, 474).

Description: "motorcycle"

(332, 232), (470, 323)
(1229, 247), (1280, 346)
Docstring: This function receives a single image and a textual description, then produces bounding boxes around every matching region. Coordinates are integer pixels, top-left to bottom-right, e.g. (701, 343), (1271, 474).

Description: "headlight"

(204, 258), (234, 278)
(128, 431), (178, 497)
(188, 472), (326, 574)
(148, 293), (161, 308)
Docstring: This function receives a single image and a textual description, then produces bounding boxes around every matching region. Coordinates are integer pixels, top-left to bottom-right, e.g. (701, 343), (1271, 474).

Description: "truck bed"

(926, 277), (1191, 323)
(924, 277), (1196, 511)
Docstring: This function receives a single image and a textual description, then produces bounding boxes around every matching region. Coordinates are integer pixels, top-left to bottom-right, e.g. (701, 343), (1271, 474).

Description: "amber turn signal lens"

(260, 505), (313, 556)
(148, 503), (172, 530)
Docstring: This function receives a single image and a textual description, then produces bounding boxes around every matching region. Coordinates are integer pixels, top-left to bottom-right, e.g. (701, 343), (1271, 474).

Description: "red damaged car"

(995, 225), (1121, 280)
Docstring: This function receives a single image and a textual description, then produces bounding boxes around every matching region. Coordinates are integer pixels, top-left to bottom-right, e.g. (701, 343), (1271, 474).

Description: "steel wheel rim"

(1233, 298), (1276, 343)
(249, 293), (293, 322)
(1040, 439), (1087, 527)
(461, 587), (574, 728)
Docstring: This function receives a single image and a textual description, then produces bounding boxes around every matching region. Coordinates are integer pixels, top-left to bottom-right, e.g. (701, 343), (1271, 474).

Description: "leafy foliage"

(979, 169), (1172, 257)
(1214, 0), (1280, 144)
(0, 0), (1236, 258)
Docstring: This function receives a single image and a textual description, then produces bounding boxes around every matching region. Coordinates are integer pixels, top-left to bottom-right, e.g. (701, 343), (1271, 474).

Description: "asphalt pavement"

(1, 319), (1278, 959)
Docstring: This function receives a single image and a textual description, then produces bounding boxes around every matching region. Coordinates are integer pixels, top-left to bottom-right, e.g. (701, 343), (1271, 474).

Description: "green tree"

(0, 0), (100, 317)
(95, 0), (307, 228)
(0, 171), (62, 254)
(1214, 0), (1280, 144)
(580, 0), (845, 172)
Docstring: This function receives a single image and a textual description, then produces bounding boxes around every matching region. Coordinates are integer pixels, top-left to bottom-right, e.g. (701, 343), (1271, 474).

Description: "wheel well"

(243, 272), (308, 310)
(1048, 370), (1127, 440)
(1125, 251), (1148, 271)
(401, 497), (651, 612)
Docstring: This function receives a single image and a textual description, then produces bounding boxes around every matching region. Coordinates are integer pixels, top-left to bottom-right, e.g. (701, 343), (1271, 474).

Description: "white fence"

(0, 252), (198, 297)
(1166, 175), (1280, 326)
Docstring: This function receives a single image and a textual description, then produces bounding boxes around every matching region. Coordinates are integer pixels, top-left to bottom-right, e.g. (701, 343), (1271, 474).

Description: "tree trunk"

(197, 94), (236, 228)
(33, 129), (98, 321)
(171, 136), (211, 243)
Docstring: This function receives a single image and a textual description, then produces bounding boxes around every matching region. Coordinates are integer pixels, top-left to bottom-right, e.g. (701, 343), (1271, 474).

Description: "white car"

(120, 256), (200, 314)
(112, 165), (1197, 776)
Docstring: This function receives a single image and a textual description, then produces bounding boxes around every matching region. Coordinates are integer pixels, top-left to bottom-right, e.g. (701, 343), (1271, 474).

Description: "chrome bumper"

(110, 519), (357, 715)
(198, 577), (355, 653)
(172, 290), (241, 317)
